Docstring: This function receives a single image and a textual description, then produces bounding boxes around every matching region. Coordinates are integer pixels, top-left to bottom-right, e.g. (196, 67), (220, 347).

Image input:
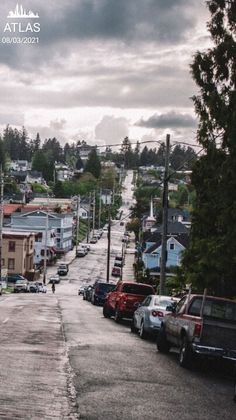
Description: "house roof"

(144, 221), (188, 242)
(3, 204), (24, 216)
(144, 234), (189, 254)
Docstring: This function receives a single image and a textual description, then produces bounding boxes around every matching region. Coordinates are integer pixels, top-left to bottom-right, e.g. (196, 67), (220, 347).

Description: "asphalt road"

(0, 171), (235, 419)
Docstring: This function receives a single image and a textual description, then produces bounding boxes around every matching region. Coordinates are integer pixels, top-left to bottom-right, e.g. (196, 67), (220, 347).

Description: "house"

(142, 220), (189, 273)
(10, 209), (73, 257)
(2, 230), (35, 276)
(101, 189), (112, 205)
(142, 233), (189, 272)
(9, 160), (31, 172)
(77, 143), (98, 164)
(27, 170), (44, 184)
(55, 163), (73, 182)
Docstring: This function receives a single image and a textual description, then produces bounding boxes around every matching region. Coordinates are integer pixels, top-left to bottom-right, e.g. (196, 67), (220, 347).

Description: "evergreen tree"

(85, 149), (101, 178)
(182, 0), (236, 296)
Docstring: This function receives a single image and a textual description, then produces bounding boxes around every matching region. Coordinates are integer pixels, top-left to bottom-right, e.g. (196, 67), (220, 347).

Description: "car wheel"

(114, 308), (122, 323)
(130, 318), (138, 333)
(139, 320), (147, 339)
(179, 336), (193, 368)
(156, 327), (171, 354)
(103, 304), (111, 318)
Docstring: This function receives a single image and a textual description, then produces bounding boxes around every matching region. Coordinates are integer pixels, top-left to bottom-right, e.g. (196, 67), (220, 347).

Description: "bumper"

(192, 344), (236, 362)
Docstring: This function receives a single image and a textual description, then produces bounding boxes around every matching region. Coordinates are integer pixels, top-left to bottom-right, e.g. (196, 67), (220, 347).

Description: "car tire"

(103, 304), (111, 318)
(130, 318), (138, 333)
(156, 327), (171, 354)
(114, 308), (122, 323)
(139, 320), (148, 339)
(179, 336), (193, 369)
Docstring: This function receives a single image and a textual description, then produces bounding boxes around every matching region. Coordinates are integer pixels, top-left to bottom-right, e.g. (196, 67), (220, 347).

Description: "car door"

(135, 296), (151, 329)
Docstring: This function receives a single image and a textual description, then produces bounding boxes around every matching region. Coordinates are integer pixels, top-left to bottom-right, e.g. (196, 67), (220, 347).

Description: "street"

(0, 171), (235, 419)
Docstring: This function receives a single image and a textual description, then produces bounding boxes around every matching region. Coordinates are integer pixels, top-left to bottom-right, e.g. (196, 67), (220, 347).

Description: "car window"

(188, 298), (236, 321)
(122, 284), (153, 296)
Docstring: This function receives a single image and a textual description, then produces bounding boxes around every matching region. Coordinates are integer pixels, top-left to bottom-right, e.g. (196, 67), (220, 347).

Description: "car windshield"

(97, 283), (116, 292)
(188, 298), (236, 322)
(122, 284), (152, 296)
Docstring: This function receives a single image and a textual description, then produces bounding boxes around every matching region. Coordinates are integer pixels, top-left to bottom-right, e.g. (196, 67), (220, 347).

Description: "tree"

(85, 149), (101, 178)
(182, 0), (236, 296)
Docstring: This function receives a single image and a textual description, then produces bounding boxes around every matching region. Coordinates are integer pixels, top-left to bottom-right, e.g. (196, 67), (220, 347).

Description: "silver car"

(131, 295), (179, 339)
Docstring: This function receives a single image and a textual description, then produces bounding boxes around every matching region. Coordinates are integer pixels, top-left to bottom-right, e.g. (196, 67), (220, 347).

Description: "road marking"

(2, 318), (9, 324)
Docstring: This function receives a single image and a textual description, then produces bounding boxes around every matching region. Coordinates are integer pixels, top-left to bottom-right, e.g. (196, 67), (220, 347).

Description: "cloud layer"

(0, 0), (209, 144)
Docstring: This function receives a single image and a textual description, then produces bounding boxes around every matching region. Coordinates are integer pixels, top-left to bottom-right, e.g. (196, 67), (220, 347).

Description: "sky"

(0, 0), (211, 149)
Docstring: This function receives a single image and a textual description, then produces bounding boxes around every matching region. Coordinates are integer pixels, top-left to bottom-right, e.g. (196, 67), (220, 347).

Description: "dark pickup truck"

(157, 294), (236, 368)
(103, 281), (155, 322)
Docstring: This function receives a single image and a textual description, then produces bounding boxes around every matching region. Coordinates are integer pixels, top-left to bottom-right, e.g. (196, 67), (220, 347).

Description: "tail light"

(152, 310), (164, 317)
(194, 323), (202, 337)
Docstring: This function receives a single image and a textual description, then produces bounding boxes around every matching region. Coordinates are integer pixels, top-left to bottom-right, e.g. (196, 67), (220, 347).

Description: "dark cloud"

(136, 111), (197, 129)
(0, 0), (201, 69)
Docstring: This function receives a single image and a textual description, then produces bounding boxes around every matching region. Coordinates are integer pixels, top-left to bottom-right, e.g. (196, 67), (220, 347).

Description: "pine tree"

(183, 0), (236, 296)
(85, 149), (101, 178)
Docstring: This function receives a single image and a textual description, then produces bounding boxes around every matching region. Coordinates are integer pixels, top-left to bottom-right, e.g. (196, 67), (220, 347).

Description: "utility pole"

(0, 167), (4, 284)
(160, 134), (170, 295)
(98, 188), (102, 230)
(75, 195), (80, 257)
(92, 190), (96, 237)
(106, 202), (111, 283)
(43, 205), (49, 285)
(87, 192), (91, 243)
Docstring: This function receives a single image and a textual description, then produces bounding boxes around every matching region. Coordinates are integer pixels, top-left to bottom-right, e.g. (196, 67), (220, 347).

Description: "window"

(8, 241), (16, 252)
(1, 258), (5, 267)
(8, 258), (15, 270)
(30, 240), (33, 249)
(170, 243), (175, 250)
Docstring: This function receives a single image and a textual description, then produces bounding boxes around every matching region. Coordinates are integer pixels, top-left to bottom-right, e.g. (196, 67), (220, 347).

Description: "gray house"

(10, 210), (73, 255)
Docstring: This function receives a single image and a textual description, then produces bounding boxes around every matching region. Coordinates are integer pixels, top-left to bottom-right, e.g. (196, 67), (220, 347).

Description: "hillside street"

(0, 171), (235, 419)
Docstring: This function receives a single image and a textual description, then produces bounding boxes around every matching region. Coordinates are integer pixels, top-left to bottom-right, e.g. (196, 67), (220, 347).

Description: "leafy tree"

(182, 0), (236, 296)
(76, 155), (84, 171)
(85, 149), (101, 178)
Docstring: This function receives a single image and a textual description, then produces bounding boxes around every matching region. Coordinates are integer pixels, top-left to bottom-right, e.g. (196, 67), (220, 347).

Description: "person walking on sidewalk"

(52, 281), (55, 294)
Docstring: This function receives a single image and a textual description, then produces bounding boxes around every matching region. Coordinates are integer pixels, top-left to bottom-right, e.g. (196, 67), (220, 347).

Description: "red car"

(103, 281), (155, 322)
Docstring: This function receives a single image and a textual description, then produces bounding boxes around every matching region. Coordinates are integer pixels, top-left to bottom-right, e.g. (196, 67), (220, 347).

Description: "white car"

(131, 295), (179, 339)
(76, 247), (87, 257)
(35, 282), (47, 293)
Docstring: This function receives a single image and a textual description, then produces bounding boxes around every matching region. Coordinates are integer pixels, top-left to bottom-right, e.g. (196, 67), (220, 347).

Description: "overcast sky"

(0, 0), (210, 148)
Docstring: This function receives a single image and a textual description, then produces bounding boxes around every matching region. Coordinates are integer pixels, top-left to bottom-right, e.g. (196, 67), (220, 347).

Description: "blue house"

(142, 221), (189, 272)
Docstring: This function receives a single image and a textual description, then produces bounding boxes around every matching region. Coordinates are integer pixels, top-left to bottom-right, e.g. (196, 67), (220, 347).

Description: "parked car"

(7, 274), (26, 285)
(35, 282), (47, 293)
(76, 247), (87, 257)
(157, 294), (236, 368)
(131, 295), (179, 339)
(91, 282), (116, 305)
(13, 279), (29, 293)
(78, 285), (86, 295)
(28, 283), (39, 293)
(103, 281), (155, 322)
(112, 266), (121, 277)
(115, 255), (123, 264)
(79, 243), (91, 252)
(83, 285), (94, 301)
(89, 237), (97, 244)
(49, 274), (60, 284)
(57, 263), (69, 276)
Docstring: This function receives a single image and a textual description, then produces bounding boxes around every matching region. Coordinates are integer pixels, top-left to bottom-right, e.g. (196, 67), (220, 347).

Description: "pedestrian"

(52, 281), (55, 294)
